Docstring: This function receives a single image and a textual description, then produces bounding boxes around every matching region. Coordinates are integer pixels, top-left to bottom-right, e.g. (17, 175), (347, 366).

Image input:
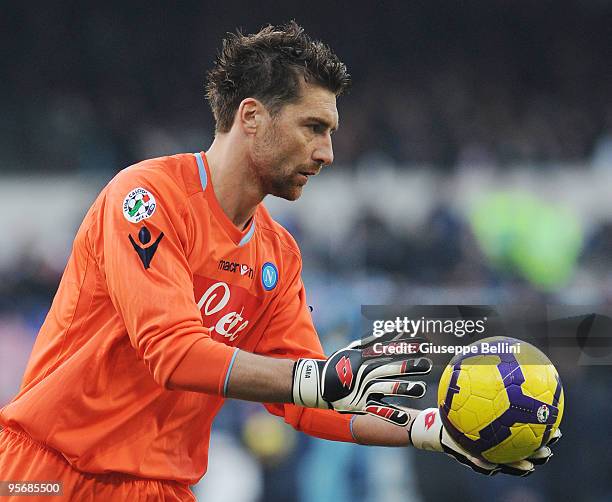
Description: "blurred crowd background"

(2, 1), (612, 501)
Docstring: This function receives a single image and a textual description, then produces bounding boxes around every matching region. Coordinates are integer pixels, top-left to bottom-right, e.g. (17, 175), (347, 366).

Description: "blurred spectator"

(2, 2), (611, 172)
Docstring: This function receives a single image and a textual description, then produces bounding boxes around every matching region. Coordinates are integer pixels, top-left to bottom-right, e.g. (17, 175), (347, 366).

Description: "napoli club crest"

(261, 262), (278, 291)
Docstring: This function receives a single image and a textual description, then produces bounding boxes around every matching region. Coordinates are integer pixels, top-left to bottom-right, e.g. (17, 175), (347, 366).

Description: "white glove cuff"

(409, 408), (444, 452)
(292, 359), (324, 408)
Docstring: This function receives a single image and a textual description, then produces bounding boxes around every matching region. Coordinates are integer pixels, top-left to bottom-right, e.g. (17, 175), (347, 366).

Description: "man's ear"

(237, 98), (266, 135)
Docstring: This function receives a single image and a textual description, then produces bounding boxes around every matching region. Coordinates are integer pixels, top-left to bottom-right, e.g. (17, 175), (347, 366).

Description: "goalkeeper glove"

(292, 333), (432, 426)
(409, 408), (561, 476)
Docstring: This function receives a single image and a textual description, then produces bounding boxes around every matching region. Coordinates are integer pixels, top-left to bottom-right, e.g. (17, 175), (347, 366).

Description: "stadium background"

(1, 1), (611, 500)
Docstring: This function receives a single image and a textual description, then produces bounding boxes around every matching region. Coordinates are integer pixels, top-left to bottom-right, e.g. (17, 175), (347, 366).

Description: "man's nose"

(313, 134), (334, 167)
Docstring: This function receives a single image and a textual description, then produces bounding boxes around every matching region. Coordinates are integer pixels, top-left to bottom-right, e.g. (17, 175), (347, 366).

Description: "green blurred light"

(470, 192), (583, 291)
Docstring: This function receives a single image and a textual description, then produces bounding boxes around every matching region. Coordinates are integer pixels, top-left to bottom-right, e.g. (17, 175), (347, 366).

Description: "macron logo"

(218, 259), (254, 280)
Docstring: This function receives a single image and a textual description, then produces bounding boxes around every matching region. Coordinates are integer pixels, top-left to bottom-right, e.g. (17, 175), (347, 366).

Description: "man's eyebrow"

(305, 116), (339, 132)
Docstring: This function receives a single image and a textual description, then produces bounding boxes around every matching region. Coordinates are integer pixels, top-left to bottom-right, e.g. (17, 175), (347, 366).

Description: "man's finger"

(528, 446), (553, 465)
(349, 333), (428, 351)
(364, 357), (432, 379)
(547, 428), (562, 446)
(364, 399), (413, 426)
(499, 459), (535, 477)
(366, 379), (427, 399)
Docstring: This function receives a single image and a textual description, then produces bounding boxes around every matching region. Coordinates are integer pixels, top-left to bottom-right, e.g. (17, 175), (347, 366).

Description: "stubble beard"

(252, 124), (303, 201)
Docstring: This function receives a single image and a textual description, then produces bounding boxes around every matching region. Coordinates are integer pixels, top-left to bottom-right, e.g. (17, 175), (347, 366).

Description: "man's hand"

(409, 408), (561, 476)
(292, 333), (432, 426)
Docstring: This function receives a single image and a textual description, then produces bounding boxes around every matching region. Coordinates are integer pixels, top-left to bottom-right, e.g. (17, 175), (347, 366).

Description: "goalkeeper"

(0, 22), (557, 501)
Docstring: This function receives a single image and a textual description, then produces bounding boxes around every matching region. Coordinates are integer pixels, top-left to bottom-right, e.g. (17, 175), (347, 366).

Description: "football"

(437, 336), (564, 464)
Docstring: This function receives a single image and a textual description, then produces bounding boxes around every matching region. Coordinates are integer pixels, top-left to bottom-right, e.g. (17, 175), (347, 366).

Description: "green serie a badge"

(123, 187), (157, 223)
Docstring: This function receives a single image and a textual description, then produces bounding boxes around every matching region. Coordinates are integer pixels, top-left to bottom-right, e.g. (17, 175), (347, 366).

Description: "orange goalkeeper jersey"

(0, 152), (354, 484)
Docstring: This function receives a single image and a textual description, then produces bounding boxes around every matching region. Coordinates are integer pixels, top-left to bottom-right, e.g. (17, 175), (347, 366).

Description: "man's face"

(251, 82), (338, 201)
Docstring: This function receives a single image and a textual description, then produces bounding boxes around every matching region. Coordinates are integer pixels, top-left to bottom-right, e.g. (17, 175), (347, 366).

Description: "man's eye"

(309, 124), (324, 134)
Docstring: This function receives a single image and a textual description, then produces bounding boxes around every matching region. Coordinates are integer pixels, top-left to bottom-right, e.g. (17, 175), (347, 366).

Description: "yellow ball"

(438, 337), (564, 464)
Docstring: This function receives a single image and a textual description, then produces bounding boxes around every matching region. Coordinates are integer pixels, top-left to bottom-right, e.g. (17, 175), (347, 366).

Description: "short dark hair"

(206, 21), (351, 133)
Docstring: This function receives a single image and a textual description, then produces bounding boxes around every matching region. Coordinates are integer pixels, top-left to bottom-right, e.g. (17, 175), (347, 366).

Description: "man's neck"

(205, 133), (264, 230)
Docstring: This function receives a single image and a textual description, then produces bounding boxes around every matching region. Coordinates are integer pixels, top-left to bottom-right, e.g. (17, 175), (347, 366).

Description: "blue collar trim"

(194, 152), (207, 190)
(238, 220), (256, 247)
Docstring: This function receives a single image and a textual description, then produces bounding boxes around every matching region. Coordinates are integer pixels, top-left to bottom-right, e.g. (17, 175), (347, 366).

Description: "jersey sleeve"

(96, 166), (236, 392)
(255, 252), (356, 443)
